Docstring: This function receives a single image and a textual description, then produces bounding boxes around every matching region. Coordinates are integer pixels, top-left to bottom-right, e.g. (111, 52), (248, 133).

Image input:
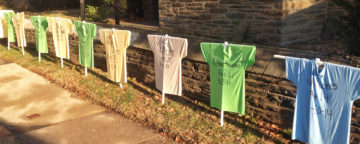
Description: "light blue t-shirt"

(286, 57), (360, 144)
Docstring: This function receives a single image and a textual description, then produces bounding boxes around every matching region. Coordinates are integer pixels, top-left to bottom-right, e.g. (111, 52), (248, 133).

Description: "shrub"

(85, 5), (110, 23)
(332, 0), (360, 56)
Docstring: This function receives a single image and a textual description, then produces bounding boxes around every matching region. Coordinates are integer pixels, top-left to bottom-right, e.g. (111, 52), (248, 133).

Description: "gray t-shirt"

(147, 35), (188, 96)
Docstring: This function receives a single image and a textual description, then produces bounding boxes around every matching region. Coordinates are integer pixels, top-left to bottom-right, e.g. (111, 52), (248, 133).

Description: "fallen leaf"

(271, 124), (277, 129)
(25, 113), (40, 119)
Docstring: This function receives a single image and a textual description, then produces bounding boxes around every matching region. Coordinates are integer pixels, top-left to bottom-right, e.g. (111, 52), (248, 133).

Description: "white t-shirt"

(148, 35), (188, 96)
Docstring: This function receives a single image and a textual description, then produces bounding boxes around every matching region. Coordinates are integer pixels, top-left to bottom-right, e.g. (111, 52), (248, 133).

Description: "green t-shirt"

(4, 12), (15, 42)
(31, 16), (48, 53)
(74, 21), (97, 68)
(201, 43), (256, 114)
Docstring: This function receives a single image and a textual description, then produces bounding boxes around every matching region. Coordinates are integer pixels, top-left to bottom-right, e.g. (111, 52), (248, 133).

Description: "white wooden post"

(38, 52), (41, 62)
(162, 92), (165, 105)
(56, 18), (64, 68)
(38, 16), (41, 62)
(220, 110), (224, 127)
(85, 67), (88, 76)
(21, 14), (25, 55)
(21, 45), (24, 55)
(220, 41), (228, 127)
(119, 83), (123, 88)
(60, 58), (63, 67)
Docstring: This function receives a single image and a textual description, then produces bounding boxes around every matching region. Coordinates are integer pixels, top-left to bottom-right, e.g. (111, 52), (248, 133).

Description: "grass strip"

(0, 45), (293, 144)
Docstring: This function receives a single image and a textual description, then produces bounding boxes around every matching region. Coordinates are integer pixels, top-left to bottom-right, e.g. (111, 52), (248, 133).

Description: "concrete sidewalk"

(0, 62), (171, 144)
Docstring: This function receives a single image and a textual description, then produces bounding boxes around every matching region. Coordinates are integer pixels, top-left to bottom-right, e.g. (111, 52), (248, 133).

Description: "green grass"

(0, 44), (292, 143)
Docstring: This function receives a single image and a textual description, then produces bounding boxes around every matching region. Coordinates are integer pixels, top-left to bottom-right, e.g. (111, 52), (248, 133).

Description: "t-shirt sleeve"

(74, 21), (80, 35)
(91, 24), (97, 39)
(47, 18), (53, 32)
(68, 20), (73, 34)
(180, 39), (188, 58)
(43, 18), (48, 29)
(348, 67), (360, 101)
(125, 31), (131, 49)
(200, 43), (213, 63)
(147, 35), (156, 52)
(31, 17), (36, 28)
(99, 29), (105, 44)
(245, 46), (256, 68)
(286, 57), (304, 86)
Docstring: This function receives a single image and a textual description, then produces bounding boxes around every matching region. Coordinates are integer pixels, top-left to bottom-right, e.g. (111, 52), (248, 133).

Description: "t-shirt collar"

(312, 59), (326, 77)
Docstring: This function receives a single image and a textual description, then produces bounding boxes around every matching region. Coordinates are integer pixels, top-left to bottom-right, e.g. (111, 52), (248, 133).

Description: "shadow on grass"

(125, 79), (284, 143)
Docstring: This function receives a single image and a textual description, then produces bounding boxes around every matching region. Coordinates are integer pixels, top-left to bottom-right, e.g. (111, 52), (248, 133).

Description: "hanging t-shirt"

(148, 35), (188, 96)
(31, 16), (48, 53)
(201, 43), (256, 114)
(286, 57), (360, 144)
(0, 17), (6, 38)
(0, 10), (14, 38)
(12, 12), (26, 47)
(48, 17), (73, 59)
(4, 12), (15, 42)
(74, 20), (97, 68)
(100, 29), (131, 83)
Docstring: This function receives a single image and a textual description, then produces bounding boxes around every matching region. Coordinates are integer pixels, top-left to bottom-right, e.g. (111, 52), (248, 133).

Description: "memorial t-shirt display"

(12, 12), (26, 47)
(147, 35), (188, 96)
(201, 43), (256, 114)
(48, 17), (73, 59)
(99, 29), (131, 83)
(286, 57), (360, 144)
(31, 16), (48, 53)
(74, 20), (97, 68)
(4, 12), (15, 42)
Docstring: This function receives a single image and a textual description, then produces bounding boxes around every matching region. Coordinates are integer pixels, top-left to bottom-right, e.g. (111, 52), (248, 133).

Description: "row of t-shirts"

(0, 10), (14, 38)
(0, 11), (27, 47)
(7, 13), (360, 144)
(46, 18), (97, 69)
(100, 29), (131, 83)
(286, 57), (360, 144)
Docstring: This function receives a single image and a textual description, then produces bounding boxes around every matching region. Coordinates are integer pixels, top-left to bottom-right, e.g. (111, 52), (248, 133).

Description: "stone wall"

(281, 0), (327, 45)
(22, 28), (360, 143)
(158, 0), (283, 46)
(157, 0), (349, 46)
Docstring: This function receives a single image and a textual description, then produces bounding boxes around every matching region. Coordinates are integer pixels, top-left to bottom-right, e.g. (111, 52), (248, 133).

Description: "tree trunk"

(80, 0), (85, 21)
(114, 0), (120, 25)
